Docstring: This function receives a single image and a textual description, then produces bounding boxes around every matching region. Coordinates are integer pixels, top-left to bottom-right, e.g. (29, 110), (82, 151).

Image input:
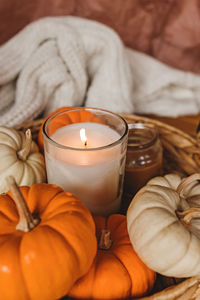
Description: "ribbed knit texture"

(0, 16), (200, 126)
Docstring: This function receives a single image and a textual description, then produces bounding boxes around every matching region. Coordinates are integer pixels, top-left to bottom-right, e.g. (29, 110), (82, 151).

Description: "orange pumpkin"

(38, 107), (103, 151)
(0, 178), (97, 300)
(69, 214), (156, 299)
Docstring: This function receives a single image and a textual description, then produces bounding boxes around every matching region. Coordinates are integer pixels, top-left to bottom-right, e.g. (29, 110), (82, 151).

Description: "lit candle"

(80, 128), (87, 146)
(43, 108), (128, 216)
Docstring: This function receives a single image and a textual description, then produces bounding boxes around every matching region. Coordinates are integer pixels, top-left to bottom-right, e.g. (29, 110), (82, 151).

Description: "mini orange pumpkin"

(38, 107), (103, 151)
(69, 214), (156, 299)
(0, 178), (97, 300)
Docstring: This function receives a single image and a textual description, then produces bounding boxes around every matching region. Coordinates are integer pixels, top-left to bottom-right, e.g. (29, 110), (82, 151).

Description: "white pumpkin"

(0, 126), (46, 193)
(127, 173), (200, 278)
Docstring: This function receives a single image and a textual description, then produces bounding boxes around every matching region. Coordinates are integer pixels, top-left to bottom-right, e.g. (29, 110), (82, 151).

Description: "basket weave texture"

(14, 114), (200, 300)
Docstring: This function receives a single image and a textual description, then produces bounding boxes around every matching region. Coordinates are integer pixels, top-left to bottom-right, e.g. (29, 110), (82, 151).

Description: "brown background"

(1, 0), (200, 74)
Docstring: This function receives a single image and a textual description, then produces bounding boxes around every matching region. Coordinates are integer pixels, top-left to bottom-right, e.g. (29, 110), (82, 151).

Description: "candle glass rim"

(42, 107), (128, 151)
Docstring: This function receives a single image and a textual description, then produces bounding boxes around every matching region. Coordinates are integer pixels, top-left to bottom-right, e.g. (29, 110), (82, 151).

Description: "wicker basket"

(14, 114), (200, 300)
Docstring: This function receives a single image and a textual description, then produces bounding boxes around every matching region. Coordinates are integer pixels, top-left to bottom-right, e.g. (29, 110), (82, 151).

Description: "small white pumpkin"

(0, 126), (46, 193)
(127, 173), (200, 278)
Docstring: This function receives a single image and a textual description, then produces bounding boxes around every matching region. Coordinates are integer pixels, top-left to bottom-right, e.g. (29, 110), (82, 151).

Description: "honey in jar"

(124, 123), (163, 196)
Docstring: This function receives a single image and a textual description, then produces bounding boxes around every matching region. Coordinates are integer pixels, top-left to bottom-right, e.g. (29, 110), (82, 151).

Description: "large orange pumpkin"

(69, 214), (156, 299)
(38, 107), (103, 151)
(0, 178), (97, 300)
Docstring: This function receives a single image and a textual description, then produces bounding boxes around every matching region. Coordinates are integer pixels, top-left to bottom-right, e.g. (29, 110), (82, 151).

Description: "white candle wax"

(45, 122), (126, 216)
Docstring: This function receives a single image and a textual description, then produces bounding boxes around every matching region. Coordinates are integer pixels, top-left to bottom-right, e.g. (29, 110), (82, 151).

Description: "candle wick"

(84, 141), (87, 147)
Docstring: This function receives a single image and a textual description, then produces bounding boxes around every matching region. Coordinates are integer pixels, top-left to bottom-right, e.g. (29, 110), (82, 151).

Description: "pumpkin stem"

(99, 229), (112, 250)
(176, 174), (200, 226)
(177, 173), (200, 199)
(6, 176), (40, 232)
(177, 208), (200, 224)
(17, 129), (32, 161)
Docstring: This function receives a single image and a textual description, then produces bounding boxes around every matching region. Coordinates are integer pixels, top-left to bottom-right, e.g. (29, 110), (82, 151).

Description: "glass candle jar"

(43, 107), (128, 216)
(124, 123), (163, 195)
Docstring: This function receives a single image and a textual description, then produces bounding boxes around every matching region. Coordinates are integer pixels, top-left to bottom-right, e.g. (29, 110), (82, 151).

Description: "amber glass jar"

(124, 123), (163, 195)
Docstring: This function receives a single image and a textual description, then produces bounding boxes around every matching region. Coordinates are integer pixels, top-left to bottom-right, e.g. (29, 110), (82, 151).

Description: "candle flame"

(80, 128), (87, 146)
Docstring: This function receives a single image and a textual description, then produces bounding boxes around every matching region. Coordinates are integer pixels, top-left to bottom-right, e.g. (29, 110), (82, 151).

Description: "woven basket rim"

(15, 113), (199, 143)
(14, 113), (200, 175)
(120, 113), (199, 145)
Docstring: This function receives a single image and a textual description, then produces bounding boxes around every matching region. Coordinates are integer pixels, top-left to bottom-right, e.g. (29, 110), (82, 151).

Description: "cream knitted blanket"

(0, 16), (200, 126)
